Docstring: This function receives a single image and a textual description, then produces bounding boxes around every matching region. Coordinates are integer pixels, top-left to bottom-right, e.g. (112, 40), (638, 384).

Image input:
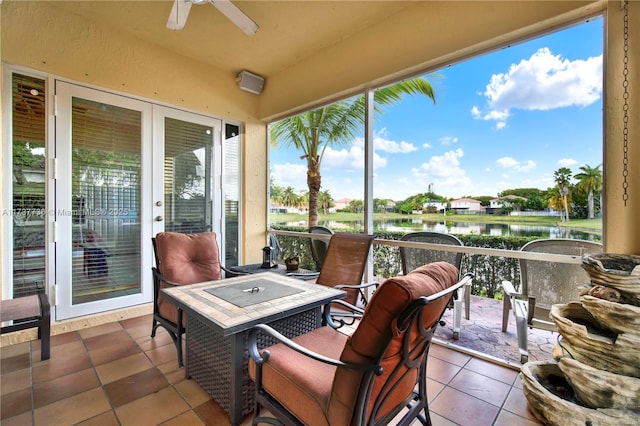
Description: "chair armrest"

(152, 267), (182, 288)
(286, 271), (320, 279)
(501, 280), (522, 299)
(334, 281), (379, 291)
(221, 265), (249, 278)
(248, 324), (382, 374)
(323, 299), (365, 329)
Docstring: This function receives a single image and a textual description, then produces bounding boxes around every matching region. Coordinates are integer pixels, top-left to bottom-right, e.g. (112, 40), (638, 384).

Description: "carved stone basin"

(520, 361), (640, 425)
(580, 294), (640, 335)
(558, 357), (640, 410)
(550, 302), (640, 378)
(581, 253), (640, 304)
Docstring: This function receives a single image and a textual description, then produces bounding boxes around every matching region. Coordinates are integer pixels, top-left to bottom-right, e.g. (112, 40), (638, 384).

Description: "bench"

(1, 292), (50, 360)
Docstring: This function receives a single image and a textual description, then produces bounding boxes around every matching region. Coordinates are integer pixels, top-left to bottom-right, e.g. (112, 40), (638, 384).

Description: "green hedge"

(269, 226), (540, 299)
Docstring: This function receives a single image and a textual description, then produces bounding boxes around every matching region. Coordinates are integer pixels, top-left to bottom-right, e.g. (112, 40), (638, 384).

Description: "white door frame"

(151, 105), (223, 249)
(55, 81), (153, 319)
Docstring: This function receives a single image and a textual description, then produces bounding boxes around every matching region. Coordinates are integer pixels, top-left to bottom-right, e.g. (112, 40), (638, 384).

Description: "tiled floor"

(1, 313), (542, 426)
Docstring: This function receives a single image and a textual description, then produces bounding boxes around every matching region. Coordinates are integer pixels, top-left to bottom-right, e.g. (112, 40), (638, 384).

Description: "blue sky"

(269, 17), (603, 202)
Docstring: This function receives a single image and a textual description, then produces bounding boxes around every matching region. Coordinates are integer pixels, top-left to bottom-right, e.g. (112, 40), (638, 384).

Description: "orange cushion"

(155, 232), (222, 284)
(328, 261), (459, 424)
(249, 326), (348, 426)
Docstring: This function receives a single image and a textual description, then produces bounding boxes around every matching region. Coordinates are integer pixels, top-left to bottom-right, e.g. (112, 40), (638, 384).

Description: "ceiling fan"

(166, 0), (259, 35)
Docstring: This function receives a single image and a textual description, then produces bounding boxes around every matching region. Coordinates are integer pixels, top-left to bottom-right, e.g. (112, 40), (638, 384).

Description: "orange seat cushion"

(249, 326), (348, 426)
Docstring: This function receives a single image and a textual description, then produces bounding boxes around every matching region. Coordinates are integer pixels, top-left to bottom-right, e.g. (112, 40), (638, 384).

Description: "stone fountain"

(520, 253), (640, 425)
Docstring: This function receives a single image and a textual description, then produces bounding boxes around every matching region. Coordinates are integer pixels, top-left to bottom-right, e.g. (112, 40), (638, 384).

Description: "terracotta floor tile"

(32, 342), (92, 383)
(427, 411), (457, 426)
(104, 367), (169, 407)
(95, 352), (153, 384)
(430, 386), (501, 426)
(76, 410), (120, 426)
(159, 410), (207, 426)
(121, 314), (152, 330)
(85, 331), (143, 366)
(426, 356), (463, 385)
(194, 399), (234, 426)
(0, 342), (29, 359)
(78, 321), (124, 339)
(34, 387), (111, 425)
(493, 408), (543, 426)
(138, 328), (174, 351)
(0, 410), (32, 426)
(426, 377), (446, 403)
(175, 378), (214, 408)
(503, 386), (540, 421)
(465, 357), (519, 385)
(0, 367), (31, 395)
(448, 368), (511, 407)
(126, 322), (154, 340)
(430, 343), (472, 367)
(1, 353), (30, 374)
(0, 387), (32, 420)
(115, 386), (190, 425)
(50, 330), (82, 346)
(33, 367), (100, 408)
(146, 341), (179, 365)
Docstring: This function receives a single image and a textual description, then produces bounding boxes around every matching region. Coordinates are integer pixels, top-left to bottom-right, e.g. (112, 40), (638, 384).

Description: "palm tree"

(546, 187), (572, 222)
(318, 190), (334, 215)
(269, 78), (436, 226)
(280, 186), (299, 209)
(574, 164), (602, 219)
(553, 167), (573, 222)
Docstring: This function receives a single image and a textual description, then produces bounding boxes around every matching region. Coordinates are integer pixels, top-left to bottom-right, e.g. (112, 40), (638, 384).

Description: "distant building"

(423, 200), (447, 212)
(333, 198), (352, 211)
(450, 198), (482, 212)
(489, 195), (527, 209)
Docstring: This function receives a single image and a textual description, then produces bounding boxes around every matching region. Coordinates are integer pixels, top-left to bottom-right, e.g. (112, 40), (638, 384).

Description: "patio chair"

(248, 262), (473, 426)
(501, 238), (603, 363)
(151, 231), (243, 367)
(399, 231), (470, 339)
(309, 225), (334, 270)
(311, 232), (375, 327)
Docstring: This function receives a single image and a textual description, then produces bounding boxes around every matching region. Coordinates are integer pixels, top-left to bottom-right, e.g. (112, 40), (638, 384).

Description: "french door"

(54, 82), (222, 319)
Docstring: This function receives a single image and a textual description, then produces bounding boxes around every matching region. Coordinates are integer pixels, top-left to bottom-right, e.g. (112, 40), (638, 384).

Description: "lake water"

(276, 217), (601, 240)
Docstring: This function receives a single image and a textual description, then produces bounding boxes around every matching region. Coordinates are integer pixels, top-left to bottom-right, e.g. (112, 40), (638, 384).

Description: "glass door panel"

(151, 106), (222, 251)
(56, 82), (151, 319)
(163, 117), (213, 233)
(10, 73), (47, 298)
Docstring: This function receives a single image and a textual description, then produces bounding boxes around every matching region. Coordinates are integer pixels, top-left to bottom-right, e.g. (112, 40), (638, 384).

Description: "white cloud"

(408, 148), (473, 197)
(472, 47), (602, 129)
(323, 144), (387, 171)
(439, 136), (458, 145)
(557, 158), (578, 167)
(270, 163), (307, 191)
(496, 156), (536, 172)
(422, 143), (432, 149)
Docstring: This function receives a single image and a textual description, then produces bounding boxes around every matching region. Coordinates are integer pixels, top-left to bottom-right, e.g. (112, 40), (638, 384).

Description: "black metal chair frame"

(249, 273), (473, 426)
(150, 236), (245, 367)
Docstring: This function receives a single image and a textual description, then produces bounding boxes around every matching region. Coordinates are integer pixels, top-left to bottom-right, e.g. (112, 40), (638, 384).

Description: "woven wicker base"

(186, 309), (319, 419)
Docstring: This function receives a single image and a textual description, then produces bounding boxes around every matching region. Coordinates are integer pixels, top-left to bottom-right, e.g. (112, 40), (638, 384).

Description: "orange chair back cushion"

(155, 232), (223, 284)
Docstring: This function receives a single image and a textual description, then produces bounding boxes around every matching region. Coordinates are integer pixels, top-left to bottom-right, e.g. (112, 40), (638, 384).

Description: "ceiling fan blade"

(166, 0), (192, 30)
(212, 0), (259, 35)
